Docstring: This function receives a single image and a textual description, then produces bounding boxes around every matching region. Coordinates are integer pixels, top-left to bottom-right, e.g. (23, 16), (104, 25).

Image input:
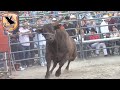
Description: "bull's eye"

(53, 24), (61, 30)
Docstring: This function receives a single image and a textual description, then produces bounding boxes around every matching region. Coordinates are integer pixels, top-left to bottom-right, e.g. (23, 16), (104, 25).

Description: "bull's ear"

(35, 28), (43, 33)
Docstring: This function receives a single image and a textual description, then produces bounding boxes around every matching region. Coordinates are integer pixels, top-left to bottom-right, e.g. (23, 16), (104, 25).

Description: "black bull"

(36, 19), (77, 79)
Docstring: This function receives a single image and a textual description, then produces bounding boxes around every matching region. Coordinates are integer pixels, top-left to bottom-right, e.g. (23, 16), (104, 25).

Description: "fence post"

(8, 34), (12, 75)
(36, 33), (41, 65)
(76, 12), (82, 60)
(77, 12), (84, 60)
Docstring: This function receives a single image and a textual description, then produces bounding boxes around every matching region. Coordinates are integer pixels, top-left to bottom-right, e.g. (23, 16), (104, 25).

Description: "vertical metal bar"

(8, 34), (12, 75)
(77, 12), (84, 60)
(76, 12), (79, 58)
(4, 52), (8, 79)
(76, 12), (81, 59)
(4, 52), (8, 72)
(36, 33), (41, 64)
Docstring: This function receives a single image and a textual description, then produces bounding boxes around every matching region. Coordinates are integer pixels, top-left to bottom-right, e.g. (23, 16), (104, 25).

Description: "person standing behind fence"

(34, 31), (46, 66)
(116, 13), (120, 30)
(70, 15), (78, 28)
(109, 25), (120, 55)
(34, 20), (47, 66)
(100, 15), (110, 33)
(29, 27), (35, 66)
(63, 16), (77, 39)
(81, 16), (89, 34)
(18, 20), (31, 68)
(38, 32), (46, 66)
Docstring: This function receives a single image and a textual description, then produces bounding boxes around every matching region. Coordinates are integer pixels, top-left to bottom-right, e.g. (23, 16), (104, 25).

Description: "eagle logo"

(2, 12), (18, 31)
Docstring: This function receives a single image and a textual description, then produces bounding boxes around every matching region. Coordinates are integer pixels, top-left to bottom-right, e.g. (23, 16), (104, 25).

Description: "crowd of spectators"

(80, 11), (120, 58)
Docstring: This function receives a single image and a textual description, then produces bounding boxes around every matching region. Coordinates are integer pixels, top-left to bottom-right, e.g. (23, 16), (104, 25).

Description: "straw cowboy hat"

(52, 18), (57, 21)
(102, 15), (109, 21)
(108, 13), (112, 17)
(70, 15), (76, 19)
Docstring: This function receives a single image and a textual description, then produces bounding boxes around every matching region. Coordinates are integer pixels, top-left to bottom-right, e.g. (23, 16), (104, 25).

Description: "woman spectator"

(79, 29), (91, 58)
(81, 16), (89, 34)
(88, 19), (99, 33)
(110, 25), (120, 37)
(108, 25), (120, 55)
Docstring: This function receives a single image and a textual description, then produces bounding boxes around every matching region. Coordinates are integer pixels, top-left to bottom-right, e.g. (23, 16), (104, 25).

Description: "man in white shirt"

(100, 15), (110, 33)
(34, 25), (46, 66)
(19, 21), (31, 67)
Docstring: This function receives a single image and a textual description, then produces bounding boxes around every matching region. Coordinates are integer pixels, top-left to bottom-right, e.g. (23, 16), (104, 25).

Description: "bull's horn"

(52, 17), (64, 26)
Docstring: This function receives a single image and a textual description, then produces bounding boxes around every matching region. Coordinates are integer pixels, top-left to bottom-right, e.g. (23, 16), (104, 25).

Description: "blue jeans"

(39, 45), (46, 64)
(21, 45), (31, 66)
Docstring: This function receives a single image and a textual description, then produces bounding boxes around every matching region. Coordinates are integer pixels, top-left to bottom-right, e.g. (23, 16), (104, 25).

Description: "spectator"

(30, 11), (37, 24)
(70, 15), (78, 28)
(34, 31), (47, 66)
(52, 18), (57, 23)
(109, 25), (120, 55)
(81, 16), (89, 34)
(24, 11), (30, 17)
(87, 19), (99, 33)
(29, 27), (35, 66)
(45, 16), (52, 24)
(116, 13), (120, 30)
(18, 20), (31, 68)
(100, 15), (109, 33)
(80, 29), (91, 58)
(88, 28), (108, 57)
(37, 19), (44, 26)
(108, 15), (117, 32)
(110, 25), (120, 37)
(34, 20), (47, 66)
(63, 17), (77, 39)
(53, 11), (59, 17)
(41, 16), (50, 24)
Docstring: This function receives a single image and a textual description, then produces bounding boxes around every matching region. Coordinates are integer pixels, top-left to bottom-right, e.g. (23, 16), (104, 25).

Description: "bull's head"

(36, 17), (64, 42)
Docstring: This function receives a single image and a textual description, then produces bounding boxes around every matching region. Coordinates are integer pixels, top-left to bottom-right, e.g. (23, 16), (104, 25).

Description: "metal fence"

(1, 11), (120, 76)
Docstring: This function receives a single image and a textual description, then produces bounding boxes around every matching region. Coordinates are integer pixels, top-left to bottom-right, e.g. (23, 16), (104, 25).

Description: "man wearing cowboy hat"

(63, 15), (77, 39)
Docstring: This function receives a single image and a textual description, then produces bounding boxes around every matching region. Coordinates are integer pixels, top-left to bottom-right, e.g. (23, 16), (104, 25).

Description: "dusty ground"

(10, 56), (120, 79)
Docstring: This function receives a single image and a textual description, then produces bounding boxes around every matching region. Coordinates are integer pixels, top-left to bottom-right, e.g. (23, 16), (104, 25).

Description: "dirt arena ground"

(10, 56), (120, 79)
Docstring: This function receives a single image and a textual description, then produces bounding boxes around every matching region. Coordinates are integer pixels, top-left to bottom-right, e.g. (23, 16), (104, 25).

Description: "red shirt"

(0, 22), (4, 35)
(0, 21), (10, 52)
(89, 34), (100, 40)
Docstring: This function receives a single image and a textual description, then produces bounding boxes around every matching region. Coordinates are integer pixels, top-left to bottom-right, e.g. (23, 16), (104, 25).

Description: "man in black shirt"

(63, 16), (76, 39)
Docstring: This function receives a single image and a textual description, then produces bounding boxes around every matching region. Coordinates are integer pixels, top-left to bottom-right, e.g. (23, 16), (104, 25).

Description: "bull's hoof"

(64, 69), (69, 73)
(45, 73), (50, 79)
(65, 67), (69, 71)
(50, 71), (53, 74)
(55, 71), (61, 77)
(45, 75), (50, 79)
